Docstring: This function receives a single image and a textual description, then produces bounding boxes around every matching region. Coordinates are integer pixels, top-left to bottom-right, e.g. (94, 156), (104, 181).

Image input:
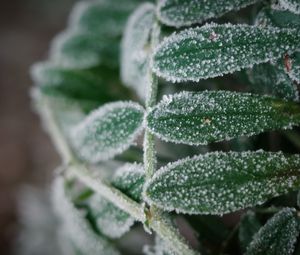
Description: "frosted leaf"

(247, 63), (299, 101)
(279, 0), (300, 14)
(69, 0), (137, 38)
(50, 30), (119, 69)
(255, 7), (300, 29)
(121, 3), (155, 99)
(144, 151), (300, 214)
(51, 177), (119, 255)
(31, 62), (117, 104)
(158, 0), (260, 27)
(151, 24), (300, 82)
(143, 236), (175, 255)
(112, 163), (145, 202)
(89, 194), (135, 239)
(286, 51), (300, 83)
(70, 101), (145, 163)
(146, 91), (300, 145)
(245, 208), (299, 255)
(238, 211), (261, 252)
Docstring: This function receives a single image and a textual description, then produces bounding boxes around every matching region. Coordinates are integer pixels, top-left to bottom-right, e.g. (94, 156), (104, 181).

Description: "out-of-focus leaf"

(239, 211), (262, 252)
(52, 177), (119, 255)
(121, 3), (155, 99)
(279, 0), (300, 14)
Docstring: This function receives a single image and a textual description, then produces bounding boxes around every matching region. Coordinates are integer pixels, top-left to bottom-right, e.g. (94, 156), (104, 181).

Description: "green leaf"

(279, 0), (300, 14)
(121, 3), (155, 99)
(256, 7), (300, 29)
(52, 177), (119, 255)
(287, 51), (300, 83)
(144, 151), (300, 214)
(147, 91), (300, 145)
(88, 194), (135, 239)
(31, 62), (120, 103)
(239, 211), (262, 252)
(247, 63), (299, 101)
(50, 30), (119, 69)
(112, 163), (145, 202)
(151, 24), (300, 82)
(71, 101), (145, 162)
(245, 208), (299, 255)
(69, 0), (137, 38)
(157, 0), (259, 27)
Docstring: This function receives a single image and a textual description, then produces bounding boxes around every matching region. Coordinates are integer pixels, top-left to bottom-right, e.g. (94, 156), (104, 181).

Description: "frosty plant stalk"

(32, 0), (300, 254)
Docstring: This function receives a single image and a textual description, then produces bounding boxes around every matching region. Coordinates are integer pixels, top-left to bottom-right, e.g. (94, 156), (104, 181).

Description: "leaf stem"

(38, 94), (197, 255)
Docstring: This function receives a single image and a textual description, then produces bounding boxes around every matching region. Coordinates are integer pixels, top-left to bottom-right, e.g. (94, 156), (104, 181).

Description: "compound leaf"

(151, 24), (300, 82)
(158, 0), (260, 27)
(147, 91), (300, 145)
(144, 151), (300, 214)
(246, 208), (299, 255)
(52, 177), (119, 255)
(71, 101), (145, 162)
(121, 3), (155, 99)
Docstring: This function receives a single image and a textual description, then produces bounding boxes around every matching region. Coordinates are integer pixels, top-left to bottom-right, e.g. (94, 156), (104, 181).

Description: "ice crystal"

(52, 177), (119, 255)
(246, 208), (299, 255)
(70, 101), (145, 163)
(146, 91), (300, 145)
(112, 163), (145, 202)
(144, 151), (300, 214)
(151, 23), (300, 82)
(121, 3), (155, 99)
(158, 0), (260, 27)
(89, 194), (135, 239)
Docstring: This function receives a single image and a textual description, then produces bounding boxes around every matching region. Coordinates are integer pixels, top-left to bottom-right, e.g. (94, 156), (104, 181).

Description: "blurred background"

(0, 1), (78, 254)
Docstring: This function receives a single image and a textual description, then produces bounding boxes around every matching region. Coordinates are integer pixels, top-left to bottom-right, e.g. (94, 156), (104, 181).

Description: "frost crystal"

(246, 208), (299, 255)
(279, 0), (300, 14)
(146, 91), (300, 145)
(112, 163), (145, 202)
(121, 3), (155, 99)
(89, 194), (135, 239)
(158, 0), (260, 27)
(70, 101), (145, 163)
(52, 177), (119, 255)
(144, 151), (300, 214)
(151, 23), (300, 82)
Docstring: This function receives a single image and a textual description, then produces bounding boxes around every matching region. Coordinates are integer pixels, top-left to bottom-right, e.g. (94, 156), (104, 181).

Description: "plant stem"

(38, 94), (197, 255)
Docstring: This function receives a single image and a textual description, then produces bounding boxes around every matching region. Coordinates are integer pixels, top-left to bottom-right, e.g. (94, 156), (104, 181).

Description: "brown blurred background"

(0, 1), (78, 254)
